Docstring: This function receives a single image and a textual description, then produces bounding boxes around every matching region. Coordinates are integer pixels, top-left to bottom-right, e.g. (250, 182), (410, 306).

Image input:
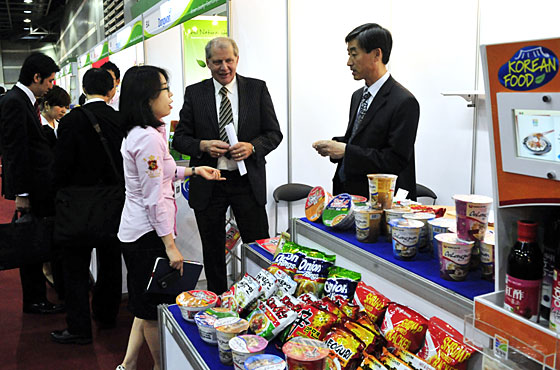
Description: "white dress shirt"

(213, 77), (239, 171)
(362, 71), (391, 110)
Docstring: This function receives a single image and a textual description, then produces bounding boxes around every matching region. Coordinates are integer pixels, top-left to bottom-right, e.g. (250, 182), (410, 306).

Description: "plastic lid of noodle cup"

(214, 317), (249, 333)
(403, 212), (435, 221)
(452, 194), (493, 204)
(435, 233), (475, 246)
(229, 335), (268, 354)
(244, 354), (286, 370)
(483, 230), (495, 245)
(428, 217), (455, 228)
(388, 218), (424, 229)
(176, 290), (218, 307)
(282, 337), (330, 361)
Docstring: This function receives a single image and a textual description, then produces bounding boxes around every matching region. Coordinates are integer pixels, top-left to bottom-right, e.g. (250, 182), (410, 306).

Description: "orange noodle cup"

(305, 186), (332, 222)
(354, 206), (383, 243)
(389, 219), (424, 260)
(480, 231), (495, 281)
(367, 174), (397, 209)
(229, 335), (268, 370)
(383, 207), (411, 236)
(403, 212), (436, 253)
(452, 194), (492, 242)
(214, 317), (250, 365)
(436, 233), (475, 281)
(282, 337), (330, 370)
(176, 290), (218, 322)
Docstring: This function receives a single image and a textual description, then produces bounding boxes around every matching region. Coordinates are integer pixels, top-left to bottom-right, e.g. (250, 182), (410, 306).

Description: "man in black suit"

(313, 23), (420, 200)
(0, 53), (63, 314)
(50, 68), (123, 344)
(173, 37), (282, 294)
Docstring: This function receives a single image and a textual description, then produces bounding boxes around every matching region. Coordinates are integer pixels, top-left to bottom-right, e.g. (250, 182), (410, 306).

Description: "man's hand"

(200, 140), (230, 158)
(312, 140), (346, 159)
(228, 142), (254, 161)
(15, 196), (31, 212)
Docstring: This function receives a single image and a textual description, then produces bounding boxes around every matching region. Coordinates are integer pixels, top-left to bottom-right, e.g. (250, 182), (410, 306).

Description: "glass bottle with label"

(504, 220), (544, 322)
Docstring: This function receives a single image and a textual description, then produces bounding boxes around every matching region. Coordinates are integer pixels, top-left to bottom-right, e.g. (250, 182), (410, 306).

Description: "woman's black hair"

(120, 65), (169, 135)
(40, 85), (70, 111)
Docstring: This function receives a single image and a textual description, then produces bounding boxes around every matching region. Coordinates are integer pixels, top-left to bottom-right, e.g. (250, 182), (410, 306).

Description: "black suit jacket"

(333, 76), (420, 200)
(173, 75), (283, 210)
(55, 101), (124, 189)
(0, 86), (54, 214)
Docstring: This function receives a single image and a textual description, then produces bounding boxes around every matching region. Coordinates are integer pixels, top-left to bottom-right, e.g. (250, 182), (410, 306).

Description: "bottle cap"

(517, 220), (537, 242)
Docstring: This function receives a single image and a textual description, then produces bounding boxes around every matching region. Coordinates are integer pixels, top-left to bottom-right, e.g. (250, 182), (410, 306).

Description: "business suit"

(0, 85), (54, 305)
(55, 101), (124, 336)
(333, 76), (420, 200)
(173, 75), (282, 294)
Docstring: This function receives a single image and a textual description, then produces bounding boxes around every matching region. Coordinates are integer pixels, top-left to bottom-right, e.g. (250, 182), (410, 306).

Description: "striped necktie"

(218, 86), (232, 143)
(33, 101), (41, 124)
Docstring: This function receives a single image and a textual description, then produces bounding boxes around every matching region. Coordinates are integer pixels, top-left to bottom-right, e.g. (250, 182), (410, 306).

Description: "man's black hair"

(82, 68), (114, 96)
(100, 61), (121, 81)
(345, 23), (393, 64)
(18, 53), (60, 86)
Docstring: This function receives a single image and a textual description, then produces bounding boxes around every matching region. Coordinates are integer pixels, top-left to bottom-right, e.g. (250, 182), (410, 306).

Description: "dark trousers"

(194, 171), (269, 295)
(20, 262), (47, 304)
(62, 238), (122, 336)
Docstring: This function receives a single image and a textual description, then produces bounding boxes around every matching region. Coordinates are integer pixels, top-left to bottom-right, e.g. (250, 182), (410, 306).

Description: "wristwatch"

(191, 166), (197, 177)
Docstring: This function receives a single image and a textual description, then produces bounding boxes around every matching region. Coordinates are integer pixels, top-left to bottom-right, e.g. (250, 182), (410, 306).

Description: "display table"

(159, 304), (284, 370)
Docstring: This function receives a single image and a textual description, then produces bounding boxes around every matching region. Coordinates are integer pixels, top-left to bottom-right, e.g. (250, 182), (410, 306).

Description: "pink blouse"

(118, 125), (186, 243)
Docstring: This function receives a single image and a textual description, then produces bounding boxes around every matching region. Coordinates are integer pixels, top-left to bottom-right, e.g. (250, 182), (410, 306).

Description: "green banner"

(78, 53), (91, 69)
(90, 41), (110, 63)
(109, 17), (143, 54)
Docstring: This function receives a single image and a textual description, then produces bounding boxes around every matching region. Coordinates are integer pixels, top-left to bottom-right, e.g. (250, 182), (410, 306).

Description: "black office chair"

(273, 183), (314, 235)
(416, 183), (437, 205)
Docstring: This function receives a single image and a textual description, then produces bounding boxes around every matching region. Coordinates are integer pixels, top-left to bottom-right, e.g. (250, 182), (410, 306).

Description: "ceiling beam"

(4, 0), (13, 29)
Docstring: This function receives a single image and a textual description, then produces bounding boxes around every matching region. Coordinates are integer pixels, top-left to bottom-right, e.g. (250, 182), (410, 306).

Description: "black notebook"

(146, 257), (203, 296)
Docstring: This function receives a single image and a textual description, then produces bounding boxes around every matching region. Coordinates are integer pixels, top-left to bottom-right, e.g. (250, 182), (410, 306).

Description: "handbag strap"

(76, 106), (122, 183)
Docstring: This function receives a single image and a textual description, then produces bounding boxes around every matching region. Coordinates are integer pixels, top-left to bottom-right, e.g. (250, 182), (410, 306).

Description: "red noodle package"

(324, 326), (365, 370)
(312, 297), (348, 323)
(380, 304), (428, 353)
(353, 281), (391, 323)
(343, 320), (383, 354)
(285, 304), (337, 341)
(357, 353), (388, 370)
(339, 301), (360, 320)
(379, 347), (414, 369)
(394, 347), (435, 370)
(417, 317), (475, 370)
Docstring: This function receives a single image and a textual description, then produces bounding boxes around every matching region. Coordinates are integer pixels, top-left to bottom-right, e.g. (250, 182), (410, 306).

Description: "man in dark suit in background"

(173, 37), (283, 295)
(0, 53), (63, 314)
(313, 23), (420, 200)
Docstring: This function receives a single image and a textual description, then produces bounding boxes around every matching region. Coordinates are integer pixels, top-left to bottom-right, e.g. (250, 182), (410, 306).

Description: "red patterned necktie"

(33, 101), (41, 123)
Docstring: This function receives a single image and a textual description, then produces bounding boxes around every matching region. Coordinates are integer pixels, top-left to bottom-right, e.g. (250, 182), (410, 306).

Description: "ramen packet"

(394, 347), (435, 370)
(268, 242), (310, 277)
(312, 296), (348, 324)
(255, 268), (278, 300)
(221, 273), (262, 317)
(274, 269), (298, 296)
(276, 291), (305, 313)
(353, 281), (391, 324)
(417, 317), (475, 370)
(343, 320), (383, 354)
(323, 266), (362, 301)
(294, 249), (336, 296)
(247, 296), (298, 341)
(324, 326), (365, 370)
(339, 301), (360, 320)
(380, 347), (414, 370)
(358, 353), (389, 370)
(380, 304), (428, 353)
(298, 292), (319, 305)
(284, 304), (337, 341)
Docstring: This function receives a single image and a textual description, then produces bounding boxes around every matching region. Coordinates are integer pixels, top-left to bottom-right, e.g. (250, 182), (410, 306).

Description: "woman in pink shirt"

(116, 66), (222, 370)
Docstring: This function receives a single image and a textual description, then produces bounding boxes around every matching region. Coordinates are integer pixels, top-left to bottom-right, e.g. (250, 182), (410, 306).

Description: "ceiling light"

(24, 10), (31, 14)
(24, 0), (33, 3)
(24, 27), (30, 30)
(24, 18), (31, 23)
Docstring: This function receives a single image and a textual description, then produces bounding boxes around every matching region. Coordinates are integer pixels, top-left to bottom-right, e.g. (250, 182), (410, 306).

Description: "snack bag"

(380, 347), (414, 370)
(343, 320), (381, 354)
(268, 242), (310, 276)
(417, 317), (475, 370)
(358, 353), (389, 370)
(380, 304), (428, 353)
(354, 281), (391, 323)
(285, 304), (337, 341)
(277, 292), (305, 313)
(312, 297), (348, 323)
(394, 347), (435, 370)
(221, 274), (262, 316)
(298, 292), (319, 305)
(324, 326), (365, 370)
(247, 296), (298, 341)
(255, 268), (278, 300)
(323, 266), (362, 301)
(294, 249), (336, 296)
(274, 269), (298, 296)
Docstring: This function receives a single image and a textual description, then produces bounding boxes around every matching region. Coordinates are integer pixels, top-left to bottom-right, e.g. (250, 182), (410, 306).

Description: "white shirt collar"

(365, 71), (391, 98)
(15, 82), (36, 105)
(84, 97), (106, 105)
(213, 76), (238, 96)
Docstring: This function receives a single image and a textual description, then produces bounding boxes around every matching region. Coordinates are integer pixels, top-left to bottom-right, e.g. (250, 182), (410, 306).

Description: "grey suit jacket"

(173, 75), (283, 210)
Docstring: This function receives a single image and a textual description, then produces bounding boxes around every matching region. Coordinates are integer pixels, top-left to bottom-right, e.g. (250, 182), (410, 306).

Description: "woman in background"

(40, 85), (70, 148)
(116, 65), (223, 370)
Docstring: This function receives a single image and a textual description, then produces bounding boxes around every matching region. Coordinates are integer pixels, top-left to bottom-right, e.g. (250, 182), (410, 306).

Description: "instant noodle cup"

(244, 354), (286, 370)
(367, 174), (397, 209)
(389, 219), (424, 260)
(427, 217), (455, 259)
(384, 207), (411, 236)
(194, 308), (238, 345)
(403, 212), (435, 253)
(176, 290), (218, 322)
(452, 194), (492, 242)
(354, 206), (383, 243)
(351, 194), (369, 207)
(305, 186), (332, 222)
(282, 337), (330, 370)
(323, 193), (355, 229)
(436, 233), (475, 281)
(229, 335), (268, 370)
(215, 317), (250, 365)
(480, 231), (495, 281)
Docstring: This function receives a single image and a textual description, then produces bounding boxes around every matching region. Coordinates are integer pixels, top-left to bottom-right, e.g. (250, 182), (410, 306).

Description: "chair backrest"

(416, 183), (437, 205)
(273, 183), (313, 235)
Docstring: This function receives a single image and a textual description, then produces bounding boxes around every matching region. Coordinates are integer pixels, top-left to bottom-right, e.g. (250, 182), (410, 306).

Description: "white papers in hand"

(225, 123), (247, 176)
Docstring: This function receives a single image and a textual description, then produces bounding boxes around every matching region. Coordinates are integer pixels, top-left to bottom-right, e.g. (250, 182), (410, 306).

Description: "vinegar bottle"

(504, 220), (544, 322)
